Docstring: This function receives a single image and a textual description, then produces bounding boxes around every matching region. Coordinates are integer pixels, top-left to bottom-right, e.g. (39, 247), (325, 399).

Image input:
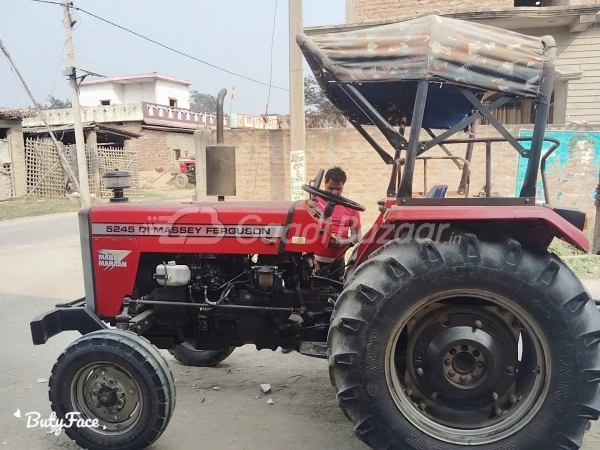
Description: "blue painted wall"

(517, 130), (600, 205)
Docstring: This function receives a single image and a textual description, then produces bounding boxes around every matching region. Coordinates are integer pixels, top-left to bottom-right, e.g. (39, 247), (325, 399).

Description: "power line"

(265, 0), (278, 114)
(30, 0), (289, 92)
(77, 29), (288, 40)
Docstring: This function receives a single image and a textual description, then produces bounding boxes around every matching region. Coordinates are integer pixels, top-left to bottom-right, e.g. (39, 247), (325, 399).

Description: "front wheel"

(174, 173), (188, 188)
(49, 330), (175, 450)
(329, 232), (600, 450)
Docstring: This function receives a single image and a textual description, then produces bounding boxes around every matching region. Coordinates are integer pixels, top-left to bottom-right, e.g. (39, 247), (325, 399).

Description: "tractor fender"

(354, 204), (588, 266)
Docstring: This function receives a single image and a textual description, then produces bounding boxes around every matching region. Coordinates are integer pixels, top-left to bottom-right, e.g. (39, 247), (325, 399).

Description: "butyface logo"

(98, 249), (131, 270)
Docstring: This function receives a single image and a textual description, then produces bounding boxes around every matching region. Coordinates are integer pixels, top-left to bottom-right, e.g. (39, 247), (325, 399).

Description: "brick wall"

(197, 125), (599, 227)
(211, 127), (520, 225)
(355, 0), (513, 23)
(103, 122), (195, 171)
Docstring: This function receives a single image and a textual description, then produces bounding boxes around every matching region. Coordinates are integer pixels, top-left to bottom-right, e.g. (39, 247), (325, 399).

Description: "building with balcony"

(23, 72), (293, 172)
(23, 73), (233, 170)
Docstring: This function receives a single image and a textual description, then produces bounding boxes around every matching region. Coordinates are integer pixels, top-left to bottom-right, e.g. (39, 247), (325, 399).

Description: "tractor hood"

(90, 201), (298, 230)
(86, 199), (331, 256)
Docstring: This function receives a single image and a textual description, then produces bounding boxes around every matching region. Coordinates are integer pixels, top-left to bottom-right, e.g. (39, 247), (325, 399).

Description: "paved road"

(0, 213), (599, 450)
(0, 212), (79, 249)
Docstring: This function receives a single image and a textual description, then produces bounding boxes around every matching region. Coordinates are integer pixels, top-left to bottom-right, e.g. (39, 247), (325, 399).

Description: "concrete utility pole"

(0, 39), (83, 201)
(63, 0), (90, 208)
(345, 0), (358, 24)
(289, 0), (306, 201)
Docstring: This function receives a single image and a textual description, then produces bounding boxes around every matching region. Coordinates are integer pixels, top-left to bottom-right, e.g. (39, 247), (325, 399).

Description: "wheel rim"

(385, 289), (551, 445)
(70, 362), (143, 434)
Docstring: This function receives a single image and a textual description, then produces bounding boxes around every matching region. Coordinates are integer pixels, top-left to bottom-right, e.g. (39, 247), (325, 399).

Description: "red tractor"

(31, 15), (600, 450)
(173, 155), (196, 188)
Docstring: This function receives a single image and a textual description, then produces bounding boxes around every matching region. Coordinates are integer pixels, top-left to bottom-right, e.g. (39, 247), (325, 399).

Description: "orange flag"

(231, 86), (236, 101)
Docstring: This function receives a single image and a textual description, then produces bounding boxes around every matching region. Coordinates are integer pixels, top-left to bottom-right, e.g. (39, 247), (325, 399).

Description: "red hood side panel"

(89, 200), (332, 255)
(92, 237), (140, 318)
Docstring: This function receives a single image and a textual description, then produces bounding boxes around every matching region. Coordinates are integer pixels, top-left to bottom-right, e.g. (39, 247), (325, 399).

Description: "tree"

(39, 95), (71, 110)
(304, 74), (347, 128)
(189, 91), (217, 114)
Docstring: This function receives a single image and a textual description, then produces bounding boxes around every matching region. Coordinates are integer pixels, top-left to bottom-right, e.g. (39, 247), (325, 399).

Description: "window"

(481, 92), (555, 125)
(100, 100), (111, 106)
(169, 98), (178, 108)
(0, 128), (8, 139)
(173, 149), (181, 161)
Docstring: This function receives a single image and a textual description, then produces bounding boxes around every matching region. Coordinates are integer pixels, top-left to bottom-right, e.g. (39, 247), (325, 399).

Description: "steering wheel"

(301, 184), (366, 212)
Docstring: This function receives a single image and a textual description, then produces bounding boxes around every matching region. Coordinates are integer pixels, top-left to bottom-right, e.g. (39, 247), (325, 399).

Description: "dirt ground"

(1, 213), (600, 450)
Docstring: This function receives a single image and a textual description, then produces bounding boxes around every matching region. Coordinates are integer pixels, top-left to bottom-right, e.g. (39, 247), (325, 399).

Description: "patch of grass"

(563, 256), (600, 278)
(0, 197), (80, 221)
(0, 188), (195, 222)
(549, 229), (600, 278)
(134, 189), (194, 202)
(550, 228), (595, 257)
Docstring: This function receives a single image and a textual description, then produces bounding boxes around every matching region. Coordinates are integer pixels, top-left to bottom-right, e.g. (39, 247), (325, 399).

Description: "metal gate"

(25, 138), (140, 199)
(0, 139), (13, 201)
(25, 138), (65, 198)
(88, 146), (141, 199)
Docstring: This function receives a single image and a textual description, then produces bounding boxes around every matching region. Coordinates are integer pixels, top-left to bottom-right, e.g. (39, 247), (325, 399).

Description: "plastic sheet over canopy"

(297, 15), (556, 128)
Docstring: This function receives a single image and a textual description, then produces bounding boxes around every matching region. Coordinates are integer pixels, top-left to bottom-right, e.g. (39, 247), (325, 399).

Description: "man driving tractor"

(282, 166), (362, 354)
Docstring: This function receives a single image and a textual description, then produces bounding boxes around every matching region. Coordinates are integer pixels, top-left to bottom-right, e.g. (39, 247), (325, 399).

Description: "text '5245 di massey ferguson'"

(30, 15), (600, 450)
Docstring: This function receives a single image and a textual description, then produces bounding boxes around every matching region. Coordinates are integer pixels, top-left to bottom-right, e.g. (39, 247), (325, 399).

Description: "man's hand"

(330, 234), (344, 247)
(330, 234), (355, 247)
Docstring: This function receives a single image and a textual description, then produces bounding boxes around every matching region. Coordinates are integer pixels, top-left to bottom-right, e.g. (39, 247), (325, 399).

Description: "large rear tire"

(329, 232), (600, 450)
(49, 330), (175, 450)
(169, 342), (235, 367)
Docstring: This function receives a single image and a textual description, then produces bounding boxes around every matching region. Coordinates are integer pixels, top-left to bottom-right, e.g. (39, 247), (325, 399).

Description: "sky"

(1, 0), (345, 115)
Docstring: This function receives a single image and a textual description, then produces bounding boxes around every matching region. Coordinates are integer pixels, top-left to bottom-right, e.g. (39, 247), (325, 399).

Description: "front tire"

(329, 232), (600, 450)
(169, 342), (235, 367)
(49, 330), (175, 450)
(174, 173), (188, 188)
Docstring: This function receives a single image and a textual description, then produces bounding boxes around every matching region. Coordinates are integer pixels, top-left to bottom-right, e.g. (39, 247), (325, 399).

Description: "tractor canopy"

(297, 15), (556, 129)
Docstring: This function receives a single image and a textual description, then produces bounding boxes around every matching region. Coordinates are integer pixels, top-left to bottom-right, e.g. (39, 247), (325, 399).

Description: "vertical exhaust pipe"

(206, 88), (236, 200)
(216, 88), (227, 145)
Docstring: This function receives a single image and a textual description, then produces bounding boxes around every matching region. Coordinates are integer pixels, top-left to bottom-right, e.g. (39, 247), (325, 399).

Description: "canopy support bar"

(459, 89), (527, 155)
(339, 84), (407, 151)
(421, 94), (512, 153)
(520, 43), (556, 198)
(398, 80), (429, 199)
(349, 121), (394, 165)
(424, 128), (462, 169)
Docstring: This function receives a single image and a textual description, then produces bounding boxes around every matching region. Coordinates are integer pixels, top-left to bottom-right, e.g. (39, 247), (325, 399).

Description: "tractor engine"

(126, 253), (338, 353)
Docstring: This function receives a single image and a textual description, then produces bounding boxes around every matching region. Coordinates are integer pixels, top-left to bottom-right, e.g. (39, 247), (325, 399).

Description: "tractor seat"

(426, 185), (448, 198)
